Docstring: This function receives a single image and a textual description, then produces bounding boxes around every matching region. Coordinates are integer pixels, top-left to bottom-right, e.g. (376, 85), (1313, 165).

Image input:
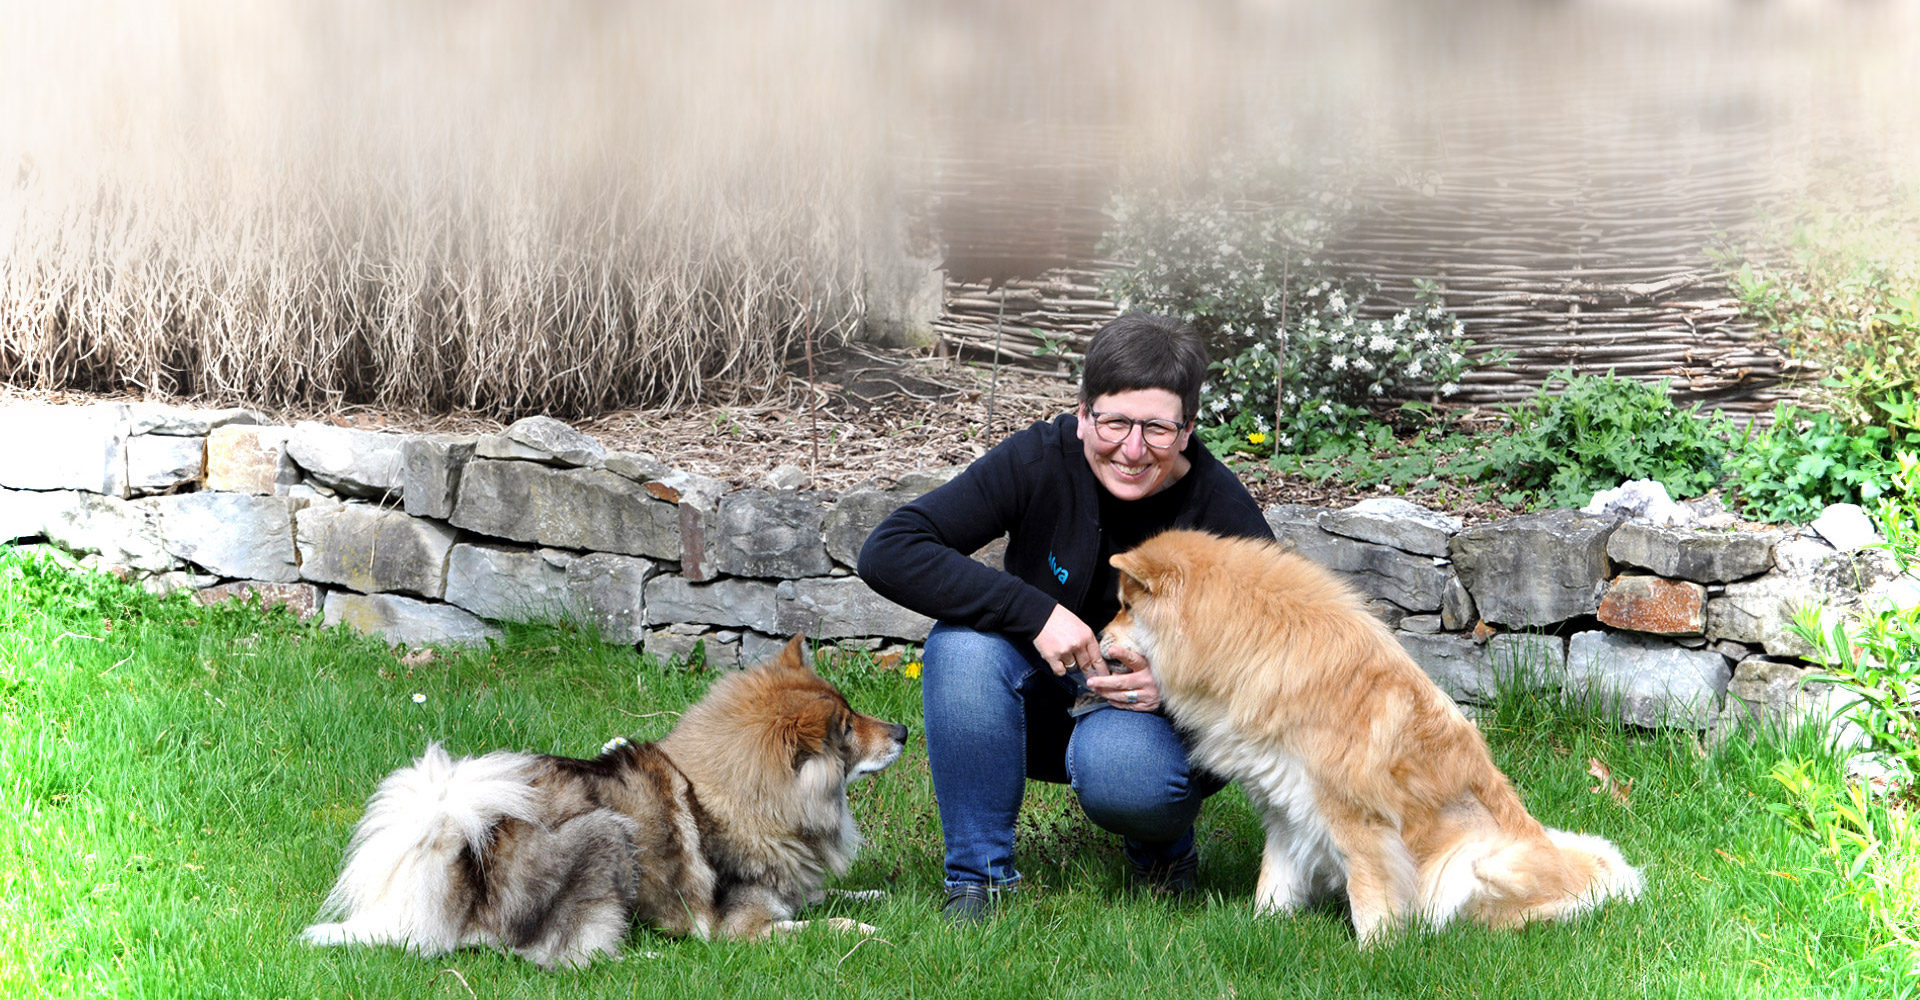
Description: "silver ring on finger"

(1126, 691), (1140, 705)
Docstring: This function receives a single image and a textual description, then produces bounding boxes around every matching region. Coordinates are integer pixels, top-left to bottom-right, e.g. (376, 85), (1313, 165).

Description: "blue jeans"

(921, 622), (1224, 888)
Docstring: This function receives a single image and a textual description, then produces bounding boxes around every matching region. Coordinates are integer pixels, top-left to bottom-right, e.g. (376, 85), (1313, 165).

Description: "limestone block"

(1264, 503), (1323, 542)
(1396, 631), (1493, 703)
(193, 580), (323, 621)
(1318, 498), (1461, 557)
(148, 493), (304, 582)
(496, 415), (608, 468)
(1605, 521), (1777, 583)
(1271, 516), (1450, 612)
(323, 590), (503, 647)
(603, 450), (671, 483)
(1565, 630), (1730, 729)
(1597, 574), (1708, 636)
(642, 626), (710, 667)
(1451, 510), (1620, 628)
(1399, 614), (1443, 634)
(444, 543), (576, 622)
(1706, 546), (1901, 658)
(126, 434), (206, 494)
(824, 487), (914, 567)
(1399, 630), (1561, 705)
(1441, 574), (1476, 631)
(765, 464), (810, 490)
(124, 403), (265, 436)
(1810, 503), (1879, 552)
(740, 631), (792, 665)
(1, 487), (71, 541)
(206, 425), (299, 495)
(0, 402), (129, 496)
(1720, 656), (1827, 734)
(401, 434), (477, 520)
(894, 466), (965, 494)
(296, 502), (457, 598)
(709, 490), (833, 580)
(641, 470), (729, 583)
(37, 491), (176, 572)
(775, 576), (934, 640)
(1487, 632), (1568, 689)
(450, 459), (679, 560)
(286, 422), (406, 498)
(643, 575), (781, 634)
(1707, 575), (1818, 657)
(567, 552), (657, 645)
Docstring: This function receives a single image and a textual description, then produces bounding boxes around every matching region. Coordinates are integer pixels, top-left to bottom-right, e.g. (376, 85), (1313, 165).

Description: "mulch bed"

(1, 342), (1526, 522)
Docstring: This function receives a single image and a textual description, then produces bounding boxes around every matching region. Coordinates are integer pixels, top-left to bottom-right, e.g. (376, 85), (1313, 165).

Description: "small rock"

(1584, 479), (1689, 527)
(1810, 503), (1879, 552)
(765, 464), (811, 490)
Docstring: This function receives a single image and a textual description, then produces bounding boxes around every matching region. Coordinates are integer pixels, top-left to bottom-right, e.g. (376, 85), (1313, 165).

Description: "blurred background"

(0, 0), (1914, 418)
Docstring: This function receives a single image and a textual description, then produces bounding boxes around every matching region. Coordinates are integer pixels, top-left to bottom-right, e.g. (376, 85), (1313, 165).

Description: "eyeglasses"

(1087, 410), (1187, 449)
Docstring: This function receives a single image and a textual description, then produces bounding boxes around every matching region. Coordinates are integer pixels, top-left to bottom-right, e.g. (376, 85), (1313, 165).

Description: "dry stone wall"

(2, 399), (1902, 734)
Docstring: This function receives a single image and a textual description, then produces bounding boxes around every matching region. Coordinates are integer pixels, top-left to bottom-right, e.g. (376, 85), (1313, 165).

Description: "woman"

(857, 313), (1273, 922)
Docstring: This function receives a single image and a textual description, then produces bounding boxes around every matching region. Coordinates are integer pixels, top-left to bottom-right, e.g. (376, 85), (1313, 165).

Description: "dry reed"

(0, 0), (876, 419)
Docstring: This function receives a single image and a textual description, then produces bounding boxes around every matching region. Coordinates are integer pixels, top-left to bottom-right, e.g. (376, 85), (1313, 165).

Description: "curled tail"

(302, 743), (544, 954)
(1470, 764), (1550, 842)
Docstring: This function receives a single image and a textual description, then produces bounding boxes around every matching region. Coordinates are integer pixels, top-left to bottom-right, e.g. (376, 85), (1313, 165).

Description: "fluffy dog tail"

(301, 743), (544, 955)
(1461, 827), (1643, 929)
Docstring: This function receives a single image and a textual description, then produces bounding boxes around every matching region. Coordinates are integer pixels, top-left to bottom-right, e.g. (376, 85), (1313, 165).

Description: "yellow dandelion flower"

(1248, 432), (1268, 445)
(903, 660), (923, 679)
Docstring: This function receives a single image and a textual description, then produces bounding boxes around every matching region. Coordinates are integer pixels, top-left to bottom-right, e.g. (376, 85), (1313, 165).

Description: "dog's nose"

(887, 722), (909, 743)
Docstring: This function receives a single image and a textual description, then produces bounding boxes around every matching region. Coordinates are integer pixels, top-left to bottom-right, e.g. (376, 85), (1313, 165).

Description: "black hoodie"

(857, 413), (1273, 638)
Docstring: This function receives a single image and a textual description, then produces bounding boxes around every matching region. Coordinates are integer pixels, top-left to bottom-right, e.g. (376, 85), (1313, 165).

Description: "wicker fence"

(930, 120), (1798, 420)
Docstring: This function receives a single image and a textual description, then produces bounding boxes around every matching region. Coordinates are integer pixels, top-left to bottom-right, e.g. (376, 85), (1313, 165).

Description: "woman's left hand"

(1085, 646), (1160, 712)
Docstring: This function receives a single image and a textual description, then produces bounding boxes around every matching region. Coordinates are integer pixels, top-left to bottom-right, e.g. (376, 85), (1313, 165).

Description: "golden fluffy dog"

(302, 635), (907, 968)
(1100, 530), (1642, 945)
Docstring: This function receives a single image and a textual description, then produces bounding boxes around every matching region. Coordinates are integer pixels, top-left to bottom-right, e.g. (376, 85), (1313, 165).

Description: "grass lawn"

(2, 547), (1910, 999)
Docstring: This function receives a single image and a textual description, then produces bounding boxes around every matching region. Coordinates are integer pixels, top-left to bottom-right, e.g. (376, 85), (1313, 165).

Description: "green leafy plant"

(1454, 369), (1731, 509)
(1767, 758), (1920, 955)
(1724, 404), (1903, 524)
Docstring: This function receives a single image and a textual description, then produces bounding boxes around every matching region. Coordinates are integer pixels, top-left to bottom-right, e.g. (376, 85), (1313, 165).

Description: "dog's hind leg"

(1325, 811), (1417, 948)
(486, 810), (641, 969)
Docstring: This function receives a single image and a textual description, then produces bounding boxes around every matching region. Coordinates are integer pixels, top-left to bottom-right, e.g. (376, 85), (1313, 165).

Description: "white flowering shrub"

(1199, 283), (1484, 454)
(1101, 159), (1491, 455)
(1101, 158), (1344, 362)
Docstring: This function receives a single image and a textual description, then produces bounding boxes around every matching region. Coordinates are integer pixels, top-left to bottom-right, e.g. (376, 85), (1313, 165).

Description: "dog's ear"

(1110, 549), (1156, 597)
(774, 634), (811, 672)
(1111, 542), (1183, 597)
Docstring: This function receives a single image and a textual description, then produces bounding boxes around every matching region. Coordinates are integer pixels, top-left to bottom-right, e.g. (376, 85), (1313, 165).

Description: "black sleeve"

(856, 432), (1060, 638)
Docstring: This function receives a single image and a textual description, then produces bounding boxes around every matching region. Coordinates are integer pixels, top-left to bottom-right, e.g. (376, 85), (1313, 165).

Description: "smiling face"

(1076, 388), (1193, 501)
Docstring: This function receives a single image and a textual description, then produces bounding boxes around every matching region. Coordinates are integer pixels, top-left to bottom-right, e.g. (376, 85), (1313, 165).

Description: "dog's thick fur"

(301, 636), (908, 968)
(1100, 530), (1642, 946)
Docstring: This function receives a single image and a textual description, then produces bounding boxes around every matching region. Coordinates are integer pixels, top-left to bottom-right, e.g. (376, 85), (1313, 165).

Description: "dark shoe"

(941, 883), (996, 925)
(1130, 847), (1201, 897)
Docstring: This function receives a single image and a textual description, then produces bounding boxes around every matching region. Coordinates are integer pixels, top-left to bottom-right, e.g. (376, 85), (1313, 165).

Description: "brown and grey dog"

(1100, 530), (1642, 946)
(301, 635), (908, 968)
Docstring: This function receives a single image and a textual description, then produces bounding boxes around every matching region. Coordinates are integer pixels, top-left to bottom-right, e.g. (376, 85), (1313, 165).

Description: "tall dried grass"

(0, 0), (878, 418)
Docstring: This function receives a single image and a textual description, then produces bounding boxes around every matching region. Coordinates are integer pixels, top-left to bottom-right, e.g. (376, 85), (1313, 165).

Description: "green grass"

(2, 546), (1911, 999)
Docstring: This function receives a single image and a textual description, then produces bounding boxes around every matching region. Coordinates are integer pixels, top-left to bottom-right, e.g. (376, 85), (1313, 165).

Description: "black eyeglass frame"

(1085, 409), (1190, 449)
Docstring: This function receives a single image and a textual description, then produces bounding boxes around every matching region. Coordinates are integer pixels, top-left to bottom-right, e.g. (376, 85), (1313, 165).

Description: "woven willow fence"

(933, 122), (1797, 420)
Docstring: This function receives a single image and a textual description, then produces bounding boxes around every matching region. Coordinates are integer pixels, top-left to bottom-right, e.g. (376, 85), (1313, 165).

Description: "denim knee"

(1065, 707), (1212, 848)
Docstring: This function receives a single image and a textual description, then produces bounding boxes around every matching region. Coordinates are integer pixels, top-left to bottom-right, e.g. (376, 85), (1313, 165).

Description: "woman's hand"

(1032, 603), (1103, 676)
(1085, 645), (1160, 712)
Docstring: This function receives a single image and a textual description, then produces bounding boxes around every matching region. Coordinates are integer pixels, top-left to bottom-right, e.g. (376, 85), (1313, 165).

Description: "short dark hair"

(1078, 313), (1208, 423)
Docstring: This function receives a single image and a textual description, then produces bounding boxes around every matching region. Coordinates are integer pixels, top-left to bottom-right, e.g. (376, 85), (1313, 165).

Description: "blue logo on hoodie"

(1048, 552), (1069, 585)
